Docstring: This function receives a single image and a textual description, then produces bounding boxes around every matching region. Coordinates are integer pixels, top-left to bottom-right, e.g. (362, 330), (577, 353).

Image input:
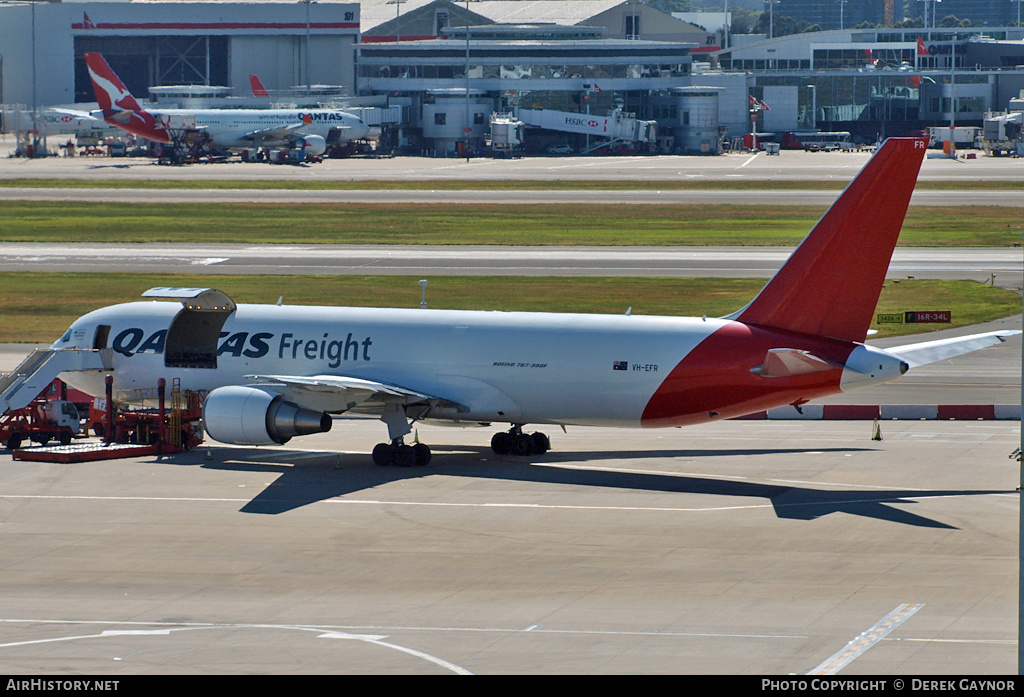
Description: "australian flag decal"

(613, 361), (628, 371)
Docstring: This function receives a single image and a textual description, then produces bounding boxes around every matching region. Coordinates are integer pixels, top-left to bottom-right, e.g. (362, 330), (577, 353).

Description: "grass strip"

(1, 273), (1016, 343)
(0, 201), (1019, 247)
(1, 177), (1022, 191)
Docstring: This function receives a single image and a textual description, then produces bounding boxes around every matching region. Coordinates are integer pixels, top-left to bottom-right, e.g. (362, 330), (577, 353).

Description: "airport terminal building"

(2, 0), (1023, 155)
(714, 26), (1024, 140)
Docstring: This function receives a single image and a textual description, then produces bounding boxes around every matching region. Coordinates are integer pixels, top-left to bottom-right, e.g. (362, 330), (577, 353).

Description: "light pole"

(723, 0), (729, 50)
(386, 0), (406, 43)
(304, 0), (311, 94)
(464, 0), (471, 156)
(765, 0), (777, 40)
(839, 0), (847, 31)
(31, 0), (38, 158)
(807, 84), (816, 130)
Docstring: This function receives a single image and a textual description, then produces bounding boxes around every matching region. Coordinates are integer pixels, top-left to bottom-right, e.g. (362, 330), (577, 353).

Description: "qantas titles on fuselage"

(106, 327), (373, 367)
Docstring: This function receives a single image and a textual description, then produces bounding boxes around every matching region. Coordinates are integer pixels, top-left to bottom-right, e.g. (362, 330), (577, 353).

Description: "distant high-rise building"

(776, 0), (888, 31)
(924, 0), (1016, 27)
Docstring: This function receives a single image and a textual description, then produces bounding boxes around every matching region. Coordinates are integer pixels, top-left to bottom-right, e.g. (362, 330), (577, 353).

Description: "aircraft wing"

(236, 124), (307, 144)
(885, 330), (1021, 368)
(245, 373), (464, 412)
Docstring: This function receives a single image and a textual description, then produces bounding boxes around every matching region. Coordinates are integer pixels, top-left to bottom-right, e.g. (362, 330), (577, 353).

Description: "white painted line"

(738, 153), (760, 168)
(0, 620), (473, 675)
(807, 603), (924, 675)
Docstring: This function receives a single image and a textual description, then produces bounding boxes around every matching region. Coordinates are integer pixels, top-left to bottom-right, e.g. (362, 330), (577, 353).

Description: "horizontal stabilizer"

(887, 330), (1020, 368)
(751, 349), (839, 378)
(49, 108), (98, 120)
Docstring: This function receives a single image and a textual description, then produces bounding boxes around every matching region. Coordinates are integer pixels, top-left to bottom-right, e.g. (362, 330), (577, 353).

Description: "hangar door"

(74, 36), (228, 103)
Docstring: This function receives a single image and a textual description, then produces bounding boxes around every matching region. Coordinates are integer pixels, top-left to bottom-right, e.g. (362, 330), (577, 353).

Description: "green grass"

(1, 273), (1017, 343)
(0, 201), (1019, 247)
(1, 177), (1022, 191)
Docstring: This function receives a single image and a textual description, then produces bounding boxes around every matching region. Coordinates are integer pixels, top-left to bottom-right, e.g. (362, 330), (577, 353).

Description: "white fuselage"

(54, 300), (902, 431)
(117, 108), (369, 148)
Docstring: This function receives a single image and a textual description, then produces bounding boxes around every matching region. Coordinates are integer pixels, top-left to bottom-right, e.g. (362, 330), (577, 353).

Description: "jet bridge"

(1, 348), (112, 415)
(515, 108), (656, 151)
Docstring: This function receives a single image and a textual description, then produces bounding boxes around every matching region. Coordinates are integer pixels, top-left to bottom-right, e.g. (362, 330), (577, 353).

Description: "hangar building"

(0, 0), (360, 109)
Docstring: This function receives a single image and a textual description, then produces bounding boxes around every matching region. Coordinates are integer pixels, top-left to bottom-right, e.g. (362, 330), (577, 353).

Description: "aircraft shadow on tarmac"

(188, 444), (1009, 528)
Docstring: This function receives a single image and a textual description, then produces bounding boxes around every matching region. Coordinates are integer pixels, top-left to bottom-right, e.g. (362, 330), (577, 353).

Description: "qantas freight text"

(111, 328), (372, 366)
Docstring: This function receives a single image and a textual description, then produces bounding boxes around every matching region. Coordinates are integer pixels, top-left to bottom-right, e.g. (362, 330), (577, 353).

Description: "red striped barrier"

(729, 406), (1017, 421)
(936, 405), (996, 420)
(822, 405), (881, 420)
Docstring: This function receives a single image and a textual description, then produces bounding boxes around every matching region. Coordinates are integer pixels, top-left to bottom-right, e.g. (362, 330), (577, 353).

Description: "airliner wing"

(245, 373), (463, 411)
(886, 330), (1021, 368)
(237, 124), (307, 144)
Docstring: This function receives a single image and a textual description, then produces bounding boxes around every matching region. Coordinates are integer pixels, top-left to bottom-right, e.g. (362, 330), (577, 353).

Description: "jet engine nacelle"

(203, 385), (332, 445)
(299, 134), (327, 156)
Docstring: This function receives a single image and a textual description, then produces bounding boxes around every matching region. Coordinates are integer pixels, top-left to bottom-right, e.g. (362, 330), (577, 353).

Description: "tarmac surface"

(0, 412), (1017, 675)
(1, 141), (1022, 184)
(1, 243), (1019, 290)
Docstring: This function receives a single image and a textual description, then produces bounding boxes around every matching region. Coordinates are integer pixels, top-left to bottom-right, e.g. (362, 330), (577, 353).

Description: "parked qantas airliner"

(7, 138), (1015, 465)
(83, 52), (370, 155)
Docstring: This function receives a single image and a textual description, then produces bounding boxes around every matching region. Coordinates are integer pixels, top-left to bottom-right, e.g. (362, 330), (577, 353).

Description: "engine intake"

(299, 134), (327, 156)
(203, 385), (332, 445)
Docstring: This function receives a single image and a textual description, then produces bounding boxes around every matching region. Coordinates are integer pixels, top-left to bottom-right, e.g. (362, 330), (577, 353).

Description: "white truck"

(981, 112), (1023, 156)
(1, 397), (81, 450)
(926, 126), (980, 149)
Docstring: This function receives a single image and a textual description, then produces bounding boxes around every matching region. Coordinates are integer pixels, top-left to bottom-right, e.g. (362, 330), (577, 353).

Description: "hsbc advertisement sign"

(560, 115), (609, 135)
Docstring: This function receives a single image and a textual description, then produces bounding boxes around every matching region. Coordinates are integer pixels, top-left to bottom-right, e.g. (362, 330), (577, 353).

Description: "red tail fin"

(249, 74), (270, 98)
(84, 52), (143, 112)
(733, 137), (927, 343)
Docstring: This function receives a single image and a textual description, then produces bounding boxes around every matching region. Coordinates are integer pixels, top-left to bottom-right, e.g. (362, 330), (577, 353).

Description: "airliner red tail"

(733, 137), (928, 342)
(642, 138), (930, 427)
(84, 52), (170, 143)
(249, 74), (270, 98)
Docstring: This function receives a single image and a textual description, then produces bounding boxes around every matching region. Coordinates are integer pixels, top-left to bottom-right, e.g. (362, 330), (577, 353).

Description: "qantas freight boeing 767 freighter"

(2, 138), (1016, 465)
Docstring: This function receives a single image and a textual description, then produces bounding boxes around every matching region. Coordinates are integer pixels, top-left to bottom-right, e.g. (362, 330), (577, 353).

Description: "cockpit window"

(60, 330), (71, 343)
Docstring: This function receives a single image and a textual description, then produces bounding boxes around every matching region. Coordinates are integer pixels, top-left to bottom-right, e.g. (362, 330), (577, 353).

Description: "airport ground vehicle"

(781, 131), (853, 151)
(926, 126), (980, 149)
(1, 396), (80, 450)
(11, 378), (204, 464)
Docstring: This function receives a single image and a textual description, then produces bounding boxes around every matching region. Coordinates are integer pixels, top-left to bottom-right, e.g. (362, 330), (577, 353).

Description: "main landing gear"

(373, 403), (431, 467)
(372, 438), (431, 467)
(490, 425), (550, 456)
(371, 404), (552, 465)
